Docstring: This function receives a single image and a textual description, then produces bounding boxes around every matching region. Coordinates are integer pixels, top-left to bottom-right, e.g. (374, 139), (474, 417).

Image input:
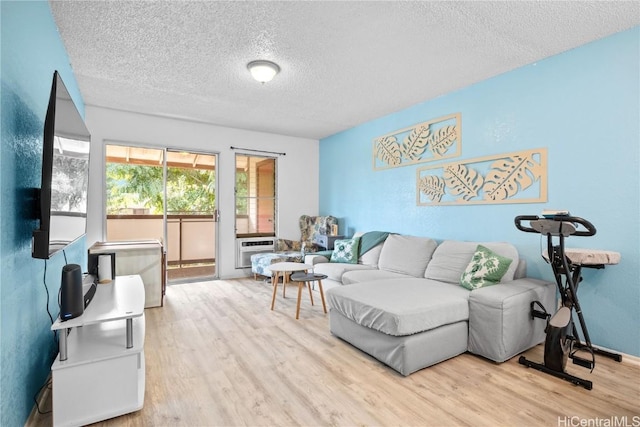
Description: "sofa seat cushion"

(425, 240), (519, 284)
(342, 269), (413, 285)
(326, 278), (470, 336)
(313, 262), (375, 283)
(378, 234), (438, 278)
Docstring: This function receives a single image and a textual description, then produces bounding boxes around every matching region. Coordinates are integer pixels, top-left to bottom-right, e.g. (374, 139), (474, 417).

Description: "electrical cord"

(32, 377), (53, 415)
(42, 260), (55, 325)
(43, 260), (59, 349)
(37, 254), (79, 416)
(43, 261), (59, 345)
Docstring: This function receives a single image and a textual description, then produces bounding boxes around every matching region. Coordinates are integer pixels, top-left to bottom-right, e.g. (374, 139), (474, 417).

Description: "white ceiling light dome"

(247, 60), (280, 83)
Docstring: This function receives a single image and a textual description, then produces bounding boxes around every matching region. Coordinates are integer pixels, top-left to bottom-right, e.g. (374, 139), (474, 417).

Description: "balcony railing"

(106, 214), (216, 281)
(106, 213), (276, 281)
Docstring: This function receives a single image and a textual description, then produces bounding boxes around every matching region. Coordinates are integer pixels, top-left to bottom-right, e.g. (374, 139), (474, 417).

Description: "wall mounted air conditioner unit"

(235, 237), (275, 268)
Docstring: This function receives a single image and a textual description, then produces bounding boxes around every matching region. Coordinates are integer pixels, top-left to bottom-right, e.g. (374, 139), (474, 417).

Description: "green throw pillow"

(460, 244), (513, 290)
(330, 238), (360, 264)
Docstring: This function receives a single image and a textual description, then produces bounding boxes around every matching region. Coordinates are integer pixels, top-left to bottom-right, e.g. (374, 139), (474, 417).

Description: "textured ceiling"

(50, 1), (640, 140)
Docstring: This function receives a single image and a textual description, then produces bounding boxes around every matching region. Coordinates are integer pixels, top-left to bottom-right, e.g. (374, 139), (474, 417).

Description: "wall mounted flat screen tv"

(32, 71), (91, 259)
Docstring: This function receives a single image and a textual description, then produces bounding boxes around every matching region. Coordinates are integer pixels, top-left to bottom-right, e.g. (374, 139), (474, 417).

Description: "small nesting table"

(267, 262), (312, 314)
(290, 272), (328, 319)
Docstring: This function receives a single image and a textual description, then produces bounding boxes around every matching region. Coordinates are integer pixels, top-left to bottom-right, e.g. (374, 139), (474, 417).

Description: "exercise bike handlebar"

(514, 215), (597, 237)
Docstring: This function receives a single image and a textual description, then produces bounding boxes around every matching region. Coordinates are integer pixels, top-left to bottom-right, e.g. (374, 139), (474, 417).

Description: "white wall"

(85, 106), (319, 279)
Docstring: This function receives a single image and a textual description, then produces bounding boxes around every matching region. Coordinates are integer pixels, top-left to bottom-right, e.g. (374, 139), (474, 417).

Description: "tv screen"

(32, 71), (91, 259)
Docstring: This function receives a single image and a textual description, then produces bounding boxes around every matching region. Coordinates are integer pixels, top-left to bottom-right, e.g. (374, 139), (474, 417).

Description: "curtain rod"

(230, 146), (286, 156)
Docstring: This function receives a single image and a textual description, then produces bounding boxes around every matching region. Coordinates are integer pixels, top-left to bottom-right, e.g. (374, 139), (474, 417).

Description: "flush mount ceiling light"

(247, 60), (280, 83)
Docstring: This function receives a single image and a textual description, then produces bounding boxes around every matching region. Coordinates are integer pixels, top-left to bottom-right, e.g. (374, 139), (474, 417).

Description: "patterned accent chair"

(275, 215), (339, 252)
(251, 215), (338, 279)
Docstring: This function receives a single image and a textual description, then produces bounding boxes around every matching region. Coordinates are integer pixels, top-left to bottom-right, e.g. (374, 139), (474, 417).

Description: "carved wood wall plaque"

(416, 148), (548, 206)
(373, 113), (461, 170)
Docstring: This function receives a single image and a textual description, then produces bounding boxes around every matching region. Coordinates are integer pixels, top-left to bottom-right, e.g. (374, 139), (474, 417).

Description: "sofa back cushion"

(378, 234), (438, 278)
(424, 240), (519, 284)
(359, 242), (384, 267)
(353, 231), (390, 267)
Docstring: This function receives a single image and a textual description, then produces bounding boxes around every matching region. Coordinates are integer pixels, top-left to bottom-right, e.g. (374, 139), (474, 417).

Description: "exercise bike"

(514, 213), (622, 390)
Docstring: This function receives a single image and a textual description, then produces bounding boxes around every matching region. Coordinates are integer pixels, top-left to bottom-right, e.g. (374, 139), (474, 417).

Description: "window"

(235, 154), (276, 236)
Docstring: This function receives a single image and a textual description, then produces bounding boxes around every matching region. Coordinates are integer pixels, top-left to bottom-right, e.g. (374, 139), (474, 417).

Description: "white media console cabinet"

(50, 275), (146, 427)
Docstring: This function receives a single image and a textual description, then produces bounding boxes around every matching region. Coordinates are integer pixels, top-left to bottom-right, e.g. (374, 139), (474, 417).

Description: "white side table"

(314, 234), (344, 250)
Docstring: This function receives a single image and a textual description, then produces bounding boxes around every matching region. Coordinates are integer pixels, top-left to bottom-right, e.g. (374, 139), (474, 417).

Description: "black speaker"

(60, 264), (84, 321)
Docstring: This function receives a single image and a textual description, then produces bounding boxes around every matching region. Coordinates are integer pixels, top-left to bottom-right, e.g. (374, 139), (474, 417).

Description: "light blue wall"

(1, 2), (87, 425)
(320, 27), (640, 357)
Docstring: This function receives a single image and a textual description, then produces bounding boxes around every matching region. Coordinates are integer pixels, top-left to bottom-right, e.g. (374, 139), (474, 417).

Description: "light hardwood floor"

(30, 278), (639, 426)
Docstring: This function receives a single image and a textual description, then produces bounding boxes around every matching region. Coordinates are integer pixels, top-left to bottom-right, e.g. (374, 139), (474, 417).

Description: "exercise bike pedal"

(571, 355), (594, 369)
(530, 301), (550, 320)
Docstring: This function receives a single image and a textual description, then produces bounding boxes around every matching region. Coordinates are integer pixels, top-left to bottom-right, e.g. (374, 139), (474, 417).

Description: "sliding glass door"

(105, 144), (219, 282)
(165, 150), (217, 282)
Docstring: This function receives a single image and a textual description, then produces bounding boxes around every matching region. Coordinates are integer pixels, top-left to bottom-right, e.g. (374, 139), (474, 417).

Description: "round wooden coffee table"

(266, 262), (312, 314)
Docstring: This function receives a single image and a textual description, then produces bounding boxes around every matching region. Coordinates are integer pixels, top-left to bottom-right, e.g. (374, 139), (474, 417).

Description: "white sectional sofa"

(306, 232), (555, 376)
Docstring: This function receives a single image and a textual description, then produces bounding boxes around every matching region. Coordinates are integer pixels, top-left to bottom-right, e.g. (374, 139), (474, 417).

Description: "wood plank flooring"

(30, 278), (640, 426)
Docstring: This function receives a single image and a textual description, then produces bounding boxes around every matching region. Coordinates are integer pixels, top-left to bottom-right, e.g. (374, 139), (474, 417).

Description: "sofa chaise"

(306, 232), (555, 376)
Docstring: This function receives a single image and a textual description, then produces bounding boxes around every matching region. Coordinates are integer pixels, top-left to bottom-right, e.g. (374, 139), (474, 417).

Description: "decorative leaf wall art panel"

(373, 113), (461, 170)
(416, 148), (547, 206)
